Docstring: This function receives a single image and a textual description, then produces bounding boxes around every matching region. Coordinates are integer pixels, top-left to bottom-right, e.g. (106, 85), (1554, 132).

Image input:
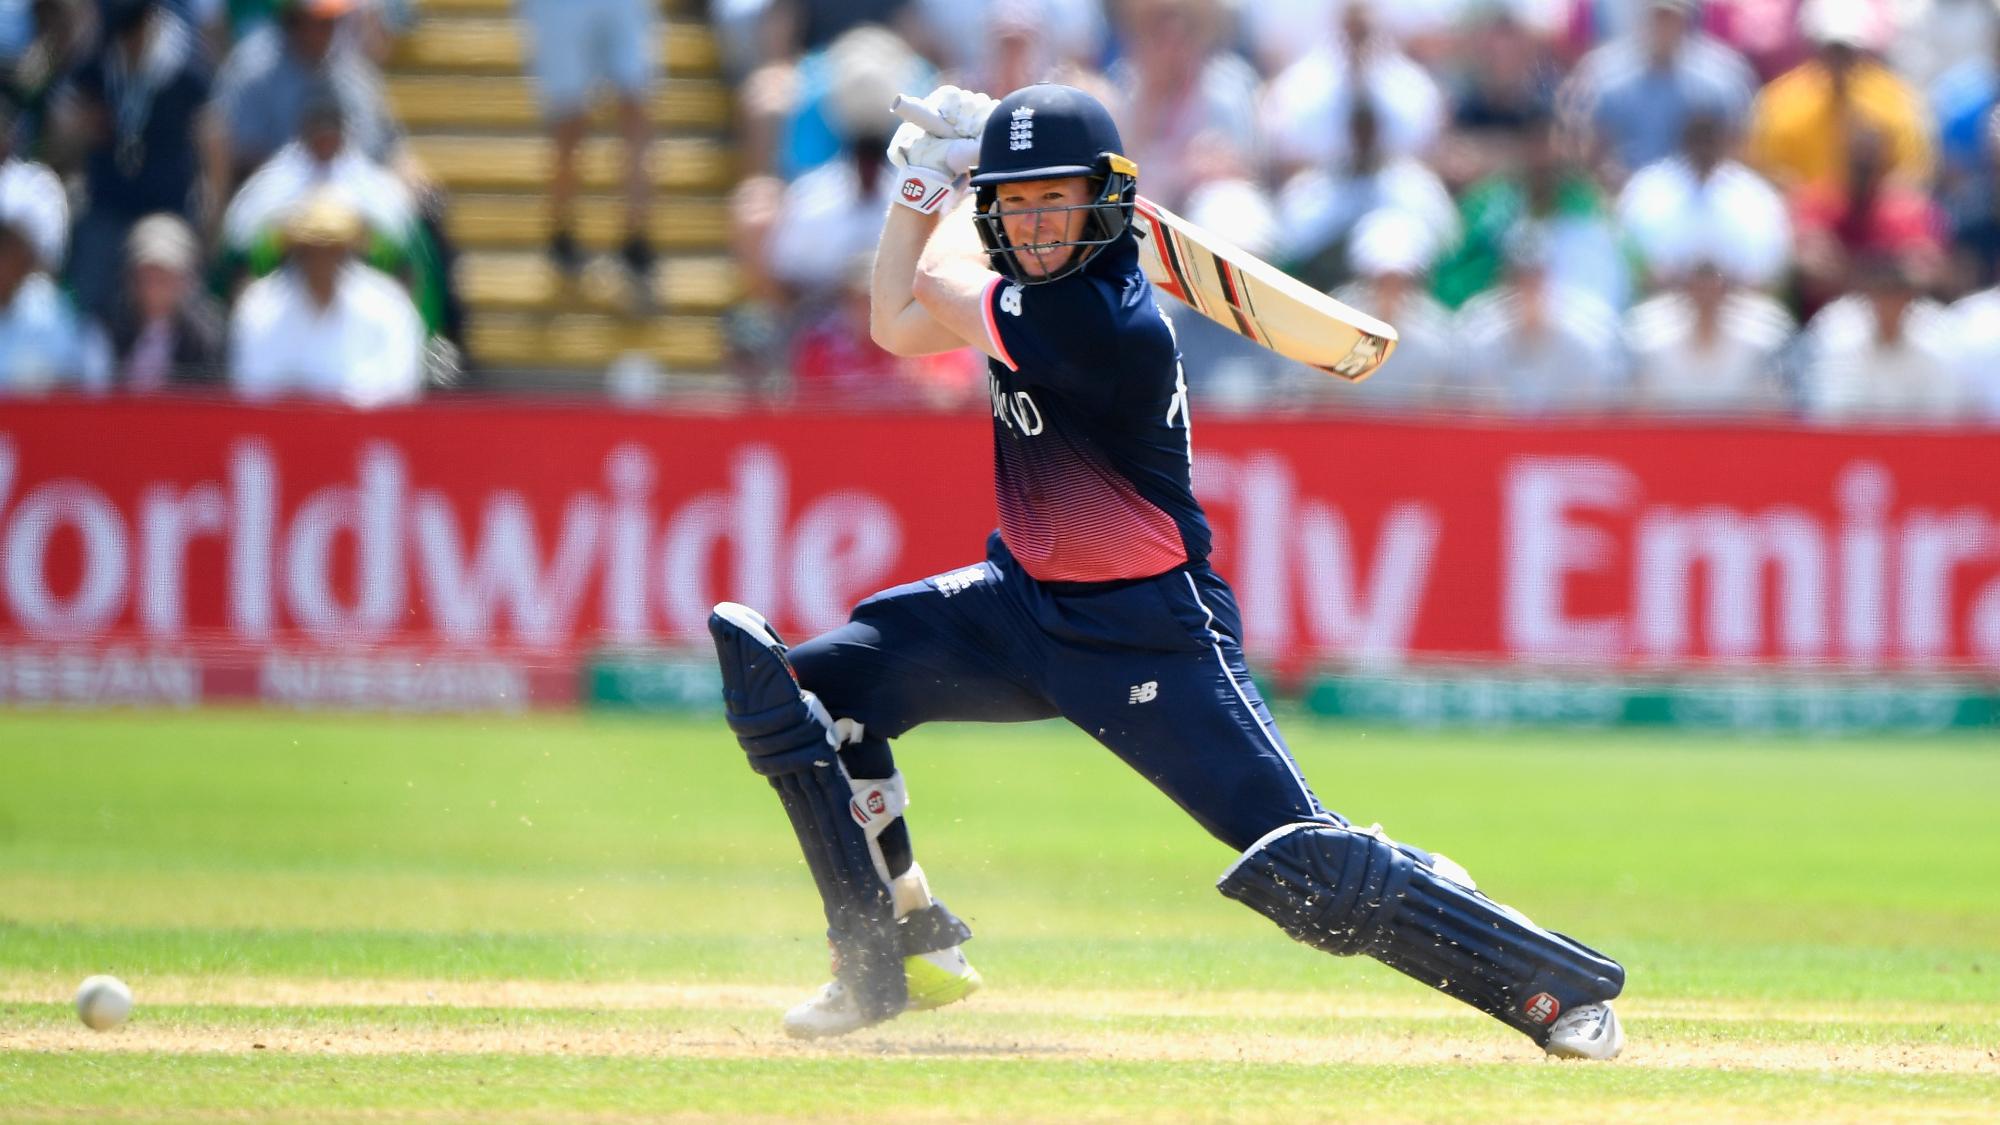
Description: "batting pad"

(1217, 822), (1624, 1043)
(709, 603), (907, 1020)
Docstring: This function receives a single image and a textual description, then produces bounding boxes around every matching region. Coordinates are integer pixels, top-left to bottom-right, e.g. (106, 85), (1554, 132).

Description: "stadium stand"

(385, 0), (738, 384)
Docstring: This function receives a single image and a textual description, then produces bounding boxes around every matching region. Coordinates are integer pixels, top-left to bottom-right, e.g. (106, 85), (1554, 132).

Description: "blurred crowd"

(0, 0), (463, 405)
(5, 0), (1998, 423)
(724, 0), (2000, 422)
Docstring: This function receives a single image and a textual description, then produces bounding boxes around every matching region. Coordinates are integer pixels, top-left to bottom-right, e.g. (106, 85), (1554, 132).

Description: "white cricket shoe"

(783, 978), (875, 1040)
(781, 947), (982, 1040)
(1543, 1001), (1624, 1060)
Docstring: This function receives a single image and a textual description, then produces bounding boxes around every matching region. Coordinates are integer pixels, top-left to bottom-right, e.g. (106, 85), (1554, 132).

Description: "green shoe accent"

(904, 954), (981, 1011)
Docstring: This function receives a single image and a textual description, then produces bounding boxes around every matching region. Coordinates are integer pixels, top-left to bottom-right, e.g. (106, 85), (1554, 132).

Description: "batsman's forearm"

(911, 199), (1007, 365)
(870, 203), (962, 355)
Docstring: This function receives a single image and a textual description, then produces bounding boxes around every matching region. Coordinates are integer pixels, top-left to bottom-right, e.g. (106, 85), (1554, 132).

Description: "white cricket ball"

(75, 974), (133, 1031)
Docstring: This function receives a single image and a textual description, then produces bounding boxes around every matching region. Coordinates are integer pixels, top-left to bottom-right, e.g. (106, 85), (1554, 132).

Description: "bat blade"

(1129, 198), (1397, 383)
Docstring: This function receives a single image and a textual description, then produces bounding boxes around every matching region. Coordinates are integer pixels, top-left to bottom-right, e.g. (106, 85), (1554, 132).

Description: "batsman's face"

(995, 176), (1092, 279)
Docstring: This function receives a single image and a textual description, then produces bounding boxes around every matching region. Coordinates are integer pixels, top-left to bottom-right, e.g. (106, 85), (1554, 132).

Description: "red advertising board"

(2, 397), (1997, 706)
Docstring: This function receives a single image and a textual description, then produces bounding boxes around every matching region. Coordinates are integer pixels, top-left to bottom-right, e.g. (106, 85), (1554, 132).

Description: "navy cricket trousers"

(788, 533), (1329, 852)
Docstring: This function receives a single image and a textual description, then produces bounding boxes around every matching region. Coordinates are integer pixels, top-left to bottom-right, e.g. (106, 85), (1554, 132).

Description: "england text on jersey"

(979, 236), (1211, 584)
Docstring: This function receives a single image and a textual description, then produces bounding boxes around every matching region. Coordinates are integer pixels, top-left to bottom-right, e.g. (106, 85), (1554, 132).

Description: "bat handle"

(890, 94), (956, 137)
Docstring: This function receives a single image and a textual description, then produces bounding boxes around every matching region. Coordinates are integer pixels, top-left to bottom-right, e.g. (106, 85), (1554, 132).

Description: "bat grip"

(890, 94), (956, 138)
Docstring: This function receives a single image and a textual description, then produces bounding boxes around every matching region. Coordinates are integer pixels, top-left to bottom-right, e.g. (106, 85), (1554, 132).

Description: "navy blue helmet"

(969, 84), (1137, 285)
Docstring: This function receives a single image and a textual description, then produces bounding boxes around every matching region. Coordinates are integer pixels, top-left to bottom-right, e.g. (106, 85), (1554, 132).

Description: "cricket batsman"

(707, 82), (1626, 1060)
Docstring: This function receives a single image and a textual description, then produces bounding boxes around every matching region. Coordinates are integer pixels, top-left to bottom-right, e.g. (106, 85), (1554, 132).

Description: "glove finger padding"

(907, 135), (979, 178)
(890, 122), (977, 176)
(918, 85), (972, 132)
(942, 91), (997, 139)
(904, 85), (995, 140)
(886, 120), (928, 169)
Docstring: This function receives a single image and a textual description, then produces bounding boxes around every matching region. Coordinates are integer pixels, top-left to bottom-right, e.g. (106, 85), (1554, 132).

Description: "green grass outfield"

(1, 709), (1996, 1123)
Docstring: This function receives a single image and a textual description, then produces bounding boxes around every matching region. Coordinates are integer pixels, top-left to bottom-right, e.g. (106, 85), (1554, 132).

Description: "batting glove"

(887, 122), (976, 215)
(930, 86), (998, 139)
(888, 122), (979, 177)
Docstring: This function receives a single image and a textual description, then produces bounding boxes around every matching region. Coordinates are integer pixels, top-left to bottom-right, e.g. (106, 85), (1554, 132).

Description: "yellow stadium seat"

(444, 194), (729, 251)
(386, 76), (730, 131)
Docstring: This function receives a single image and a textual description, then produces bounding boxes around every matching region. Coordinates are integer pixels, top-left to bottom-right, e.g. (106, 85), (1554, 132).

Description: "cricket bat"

(890, 96), (1398, 383)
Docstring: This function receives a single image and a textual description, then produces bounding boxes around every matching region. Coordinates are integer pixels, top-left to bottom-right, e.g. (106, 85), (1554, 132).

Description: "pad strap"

(1218, 822), (1623, 1043)
(899, 901), (974, 955)
(849, 772), (909, 885)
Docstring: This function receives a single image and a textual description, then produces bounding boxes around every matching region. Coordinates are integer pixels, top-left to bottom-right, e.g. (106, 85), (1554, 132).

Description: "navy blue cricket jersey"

(977, 235), (1213, 584)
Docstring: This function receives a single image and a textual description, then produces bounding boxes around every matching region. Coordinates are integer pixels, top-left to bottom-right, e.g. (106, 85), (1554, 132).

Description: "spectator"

(784, 0), (921, 53)
(710, 0), (778, 82)
(1452, 228), (1628, 414)
(220, 81), (414, 276)
(1274, 95), (1458, 291)
(224, 78), (464, 349)
(0, 99), (65, 270)
(1931, 20), (2000, 276)
(2, 0), (91, 149)
(957, 0), (1055, 103)
(1109, 0), (1260, 211)
(950, 0), (1111, 108)
(1312, 207), (1462, 409)
(55, 0), (211, 320)
(221, 0), (287, 38)
(787, 250), (982, 407)
(1797, 253), (1968, 422)
(1745, 0), (1934, 191)
(726, 26), (918, 387)
(1438, 6), (1563, 186)
(1791, 125), (1946, 315)
(154, 0), (223, 41)
(1181, 158), (1281, 247)
(914, 0), (1104, 78)
(346, 0), (413, 67)
(1238, 0), (1333, 76)
(217, 0), (407, 60)
(1559, 0), (1758, 185)
(729, 3), (809, 177)
(757, 23), (930, 181)
(0, 156), (105, 391)
(1164, 178), (1313, 407)
(1432, 113), (1633, 310)
(1247, 0), (1471, 69)
(102, 211), (225, 389)
(1616, 109), (1792, 290)
(1947, 279), (2000, 414)
(515, 0), (658, 295)
(1695, 0), (1813, 81)
(208, 0), (399, 191)
(788, 250), (904, 401)
(1263, 0), (1446, 183)
(724, 171), (787, 383)
(1624, 262), (1794, 412)
(1953, 106), (2000, 288)
(228, 190), (423, 406)
(1891, 0), (1998, 91)
(759, 28), (912, 301)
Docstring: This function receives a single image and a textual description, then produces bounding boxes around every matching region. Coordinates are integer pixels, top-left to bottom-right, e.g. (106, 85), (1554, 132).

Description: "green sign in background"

(585, 650), (2000, 733)
(586, 650), (721, 712)
(1304, 672), (2000, 733)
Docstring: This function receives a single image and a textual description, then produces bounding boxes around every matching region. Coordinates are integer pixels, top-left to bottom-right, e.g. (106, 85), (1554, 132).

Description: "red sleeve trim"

(981, 275), (1019, 372)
